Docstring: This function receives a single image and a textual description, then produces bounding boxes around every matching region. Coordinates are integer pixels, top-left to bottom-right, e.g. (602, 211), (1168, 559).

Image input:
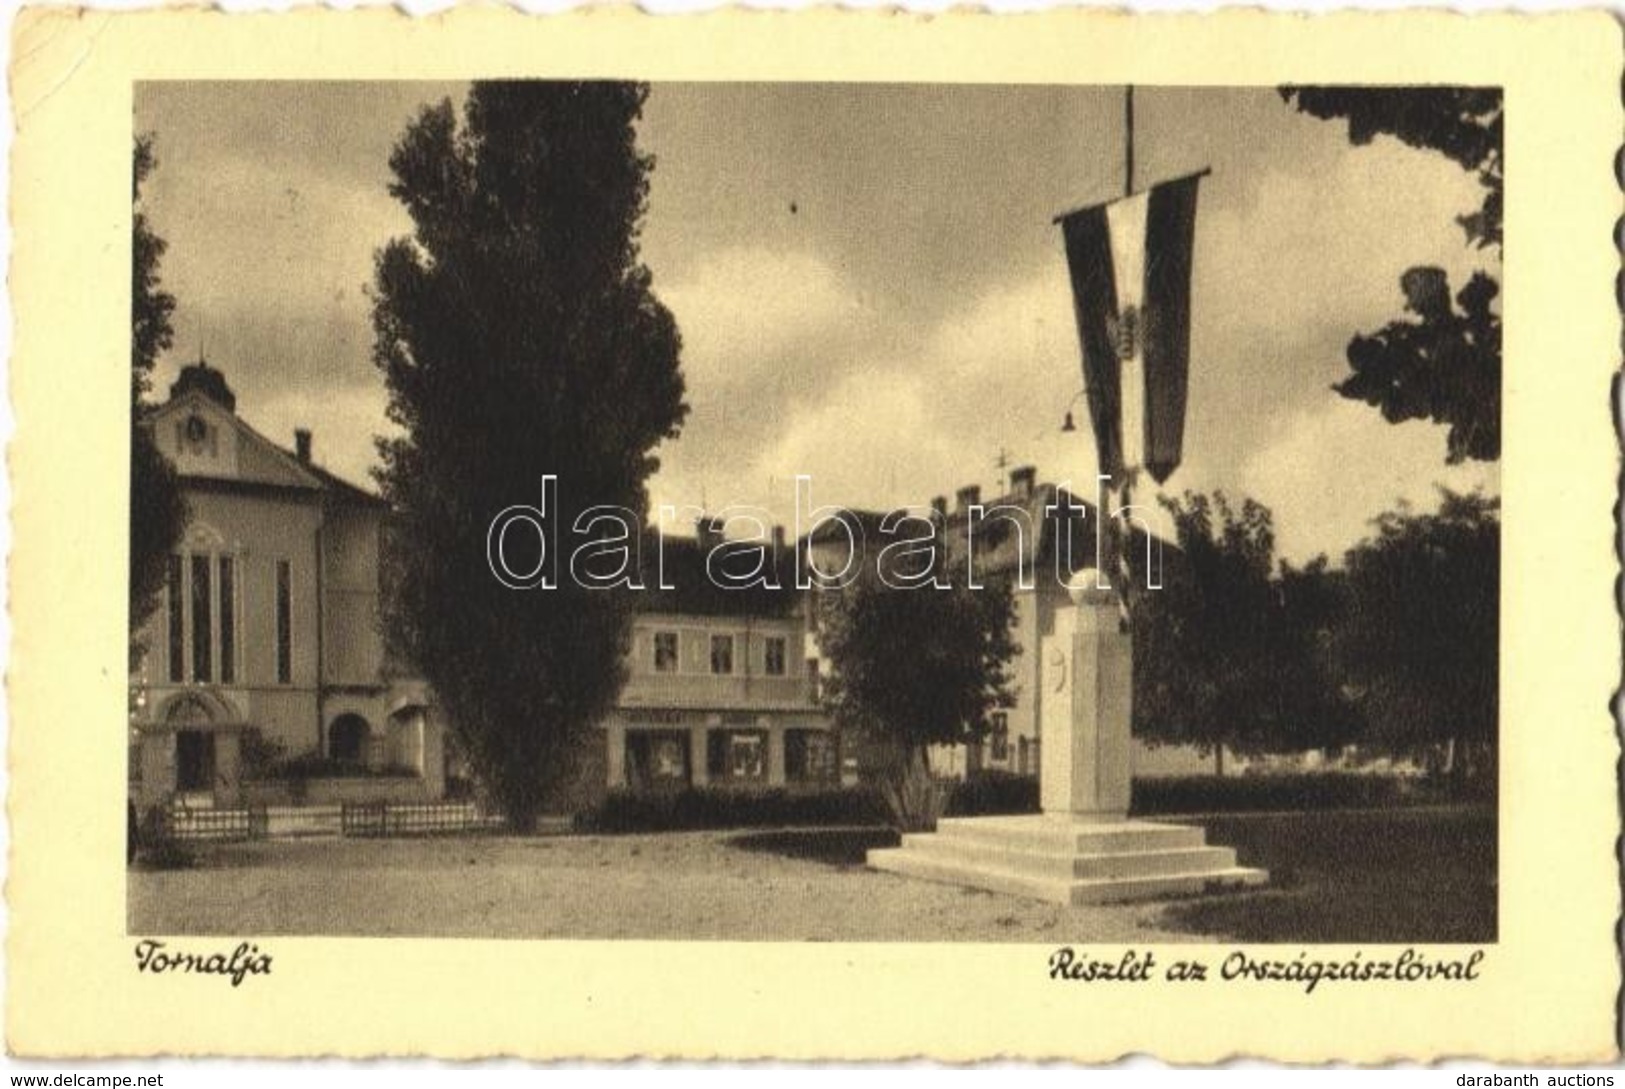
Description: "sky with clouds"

(135, 81), (1498, 565)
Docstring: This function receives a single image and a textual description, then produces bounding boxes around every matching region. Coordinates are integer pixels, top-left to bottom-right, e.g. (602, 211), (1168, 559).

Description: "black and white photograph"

(122, 79), (1505, 946)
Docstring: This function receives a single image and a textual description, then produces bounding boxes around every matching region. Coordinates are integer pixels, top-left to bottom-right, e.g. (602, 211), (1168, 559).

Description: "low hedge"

(576, 786), (889, 833)
(572, 771), (1444, 833)
(946, 770), (1039, 817)
(932, 770), (1437, 819)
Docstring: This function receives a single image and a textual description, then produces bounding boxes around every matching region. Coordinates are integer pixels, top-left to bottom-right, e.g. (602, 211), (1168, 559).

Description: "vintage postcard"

(6, 6), (1620, 1063)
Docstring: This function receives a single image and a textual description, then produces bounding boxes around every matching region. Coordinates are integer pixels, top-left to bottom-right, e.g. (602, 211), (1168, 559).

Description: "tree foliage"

(1334, 489), (1499, 779)
(130, 135), (187, 645)
(1133, 492), (1358, 763)
(1133, 487), (1498, 785)
(1281, 87), (1502, 463)
(814, 557), (1018, 831)
(371, 82), (687, 830)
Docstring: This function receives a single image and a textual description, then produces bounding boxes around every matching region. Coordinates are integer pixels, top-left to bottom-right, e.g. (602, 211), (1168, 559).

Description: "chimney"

(695, 514), (724, 554)
(930, 496), (947, 521)
(294, 428), (313, 464)
(956, 485), (981, 512)
(1010, 465), (1037, 500)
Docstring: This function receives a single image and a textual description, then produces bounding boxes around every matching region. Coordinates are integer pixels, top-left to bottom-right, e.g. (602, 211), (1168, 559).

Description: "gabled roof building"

(129, 361), (446, 810)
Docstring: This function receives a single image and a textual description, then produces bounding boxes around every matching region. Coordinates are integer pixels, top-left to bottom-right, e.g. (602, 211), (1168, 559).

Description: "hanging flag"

(1058, 170), (1204, 485)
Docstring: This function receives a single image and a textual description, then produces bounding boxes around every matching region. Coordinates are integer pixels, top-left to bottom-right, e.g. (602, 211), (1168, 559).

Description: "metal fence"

(150, 801), (500, 842)
(160, 806), (268, 842)
(340, 801), (503, 838)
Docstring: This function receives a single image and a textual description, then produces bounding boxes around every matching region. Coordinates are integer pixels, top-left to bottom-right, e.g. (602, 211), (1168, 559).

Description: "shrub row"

(575, 786), (890, 833)
(570, 770), (1459, 833)
(945, 770), (1039, 817)
(936, 768), (1456, 818)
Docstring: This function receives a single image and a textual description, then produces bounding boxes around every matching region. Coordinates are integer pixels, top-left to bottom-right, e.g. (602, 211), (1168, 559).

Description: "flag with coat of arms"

(1058, 170), (1204, 487)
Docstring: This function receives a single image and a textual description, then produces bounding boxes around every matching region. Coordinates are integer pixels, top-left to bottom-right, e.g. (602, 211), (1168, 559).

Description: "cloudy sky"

(135, 82), (1498, 564)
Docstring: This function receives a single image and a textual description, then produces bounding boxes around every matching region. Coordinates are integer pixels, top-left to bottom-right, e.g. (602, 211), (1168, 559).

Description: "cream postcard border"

(7, 7), (1621, 1061)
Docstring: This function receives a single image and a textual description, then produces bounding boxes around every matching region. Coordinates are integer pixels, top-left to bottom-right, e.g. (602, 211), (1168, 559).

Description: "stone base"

(866, 814), (1269, 906)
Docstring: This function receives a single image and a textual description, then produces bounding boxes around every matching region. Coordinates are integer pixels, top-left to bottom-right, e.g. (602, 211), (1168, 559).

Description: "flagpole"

(1124, 85), (1134, 199)
(1116, 84), (1135, 617)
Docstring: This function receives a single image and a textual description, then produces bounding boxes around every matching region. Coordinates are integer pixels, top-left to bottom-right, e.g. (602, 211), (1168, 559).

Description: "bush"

(946, 770), (1039, 817)
(576, 787), (889, 833)
(238, 728), (288, 781)
(267, 751), (419, 781)
(1130, 772), (1430, 815)
(131, 820), (198, 870)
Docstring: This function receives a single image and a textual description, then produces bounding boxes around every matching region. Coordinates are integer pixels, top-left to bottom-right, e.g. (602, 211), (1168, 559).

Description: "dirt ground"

(128, 826), (1206, 942)
(128, 807), (1495, 943)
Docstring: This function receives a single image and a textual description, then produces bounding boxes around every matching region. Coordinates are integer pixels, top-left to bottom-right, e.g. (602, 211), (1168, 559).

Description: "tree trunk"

(879, 744), (946, 833)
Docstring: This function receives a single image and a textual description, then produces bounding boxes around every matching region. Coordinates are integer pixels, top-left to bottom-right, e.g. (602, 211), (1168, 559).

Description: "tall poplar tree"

(371, 83), (687, 829)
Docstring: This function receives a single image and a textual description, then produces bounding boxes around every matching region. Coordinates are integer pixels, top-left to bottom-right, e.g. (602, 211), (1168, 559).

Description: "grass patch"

(1132, 772), (1457, 815)
(1162, 806), (1496, 943)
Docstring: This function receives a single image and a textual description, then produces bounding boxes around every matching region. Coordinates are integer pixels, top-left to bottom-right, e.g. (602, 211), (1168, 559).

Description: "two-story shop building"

(597, 526), (839, 795)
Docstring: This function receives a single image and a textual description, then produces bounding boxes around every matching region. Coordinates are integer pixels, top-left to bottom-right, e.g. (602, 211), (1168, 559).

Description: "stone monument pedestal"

(867, 574), (1267, 905)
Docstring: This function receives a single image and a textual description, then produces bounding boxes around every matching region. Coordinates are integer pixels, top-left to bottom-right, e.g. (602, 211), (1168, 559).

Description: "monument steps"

(869, 817), (1268, 905)
(928, 816), (1206, 854)
(863, 573), (1268, 906)
(896, 833), (1238, 880)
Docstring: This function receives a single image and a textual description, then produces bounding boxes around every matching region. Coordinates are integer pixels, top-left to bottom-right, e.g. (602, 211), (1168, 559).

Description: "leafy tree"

(1282, 88), (1502, 463)
(130, 136), (187, 647)
(1133, 491), (1357, 771)
(814, 555), (1018, 832)
(1334, 489), (1499, 785)
(371, 83), (687, 831)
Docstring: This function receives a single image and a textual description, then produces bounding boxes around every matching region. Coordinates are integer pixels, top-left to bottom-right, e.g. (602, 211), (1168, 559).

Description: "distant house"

(128, 361), (446, 810)
(803, 466), (1202, 782)
(590, 522), (839, 800)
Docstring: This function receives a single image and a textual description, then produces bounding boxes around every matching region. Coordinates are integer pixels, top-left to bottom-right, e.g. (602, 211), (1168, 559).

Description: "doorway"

(175, 729), (216, 793)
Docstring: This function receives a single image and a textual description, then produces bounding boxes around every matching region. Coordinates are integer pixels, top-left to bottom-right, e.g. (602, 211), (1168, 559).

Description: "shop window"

(707, 729), (767, 781)
(627, 730), (691, 791)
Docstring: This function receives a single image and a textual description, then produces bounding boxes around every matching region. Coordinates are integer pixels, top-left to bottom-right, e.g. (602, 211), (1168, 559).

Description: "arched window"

(163, 523), (239, 686)
(328, 714), (370, 764)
